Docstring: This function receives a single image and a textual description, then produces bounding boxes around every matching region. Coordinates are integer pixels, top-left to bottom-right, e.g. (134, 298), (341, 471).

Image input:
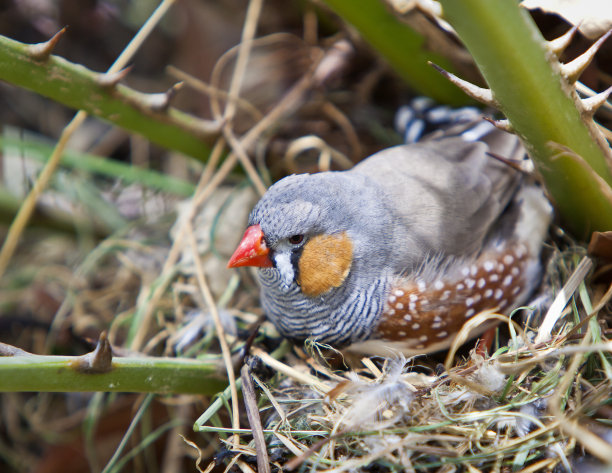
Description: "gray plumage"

(248, 126), (527, 347)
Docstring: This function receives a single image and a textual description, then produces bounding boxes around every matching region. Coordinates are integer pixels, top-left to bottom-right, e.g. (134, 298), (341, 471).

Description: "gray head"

(243, 171), (394, 345)
(250, 174), (350, 244)
(249, 171), (397, 267)
(247, 171), (398, 296)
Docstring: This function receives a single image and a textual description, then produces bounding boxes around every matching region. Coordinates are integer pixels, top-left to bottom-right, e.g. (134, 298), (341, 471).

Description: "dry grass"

(202, 244), (611, 472)
(1, 2), (612, 472)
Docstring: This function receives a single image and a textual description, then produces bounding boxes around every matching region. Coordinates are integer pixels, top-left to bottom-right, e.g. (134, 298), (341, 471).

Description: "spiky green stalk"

(0, 347), (226, 394)
(439, 0), (612, 237)
(0, 34), (216, 162)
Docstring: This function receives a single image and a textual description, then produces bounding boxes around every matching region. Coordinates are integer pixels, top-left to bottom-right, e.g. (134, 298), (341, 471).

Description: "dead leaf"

(522, 0), (612, 39)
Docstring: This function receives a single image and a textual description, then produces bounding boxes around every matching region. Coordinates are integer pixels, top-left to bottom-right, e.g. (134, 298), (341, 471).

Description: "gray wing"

(350, 128), (522, 270)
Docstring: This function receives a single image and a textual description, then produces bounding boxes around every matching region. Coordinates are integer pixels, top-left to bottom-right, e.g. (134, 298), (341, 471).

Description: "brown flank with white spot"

(376, 242), (529, 349)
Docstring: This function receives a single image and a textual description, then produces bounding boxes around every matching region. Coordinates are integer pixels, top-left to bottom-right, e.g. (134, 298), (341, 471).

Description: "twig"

(251, 347), (330, 393)
(222, 0), (264, 124)
(214, 0), (268, 196)
(241, 363), (271, 473)
(186, 222), (241, 446)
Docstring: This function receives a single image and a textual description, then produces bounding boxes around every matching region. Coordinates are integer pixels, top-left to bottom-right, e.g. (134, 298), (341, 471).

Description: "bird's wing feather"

(350, 132), (521, 270)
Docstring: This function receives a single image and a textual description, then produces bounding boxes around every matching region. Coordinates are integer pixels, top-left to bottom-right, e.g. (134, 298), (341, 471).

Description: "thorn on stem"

(487, 150), (534, 175)
(147, 82), (185, 112)
(579, 86), (612, 116)
(27, 27), (68, 61)
(547, 25), (578, 57)
(97, 67), (132, 88)
(483, 116), (513, 133)
(559, 29), (611, 84)
(0, 342), (32, 356)
(70, 331), (113, 374)
(429, 62), (498, 108)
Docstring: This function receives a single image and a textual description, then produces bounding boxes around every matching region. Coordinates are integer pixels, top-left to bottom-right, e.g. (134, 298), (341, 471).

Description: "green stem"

(0, 351), (226, 394)
(0, 135), (196, 197)
(439, 0), (612, 237)
(0, 34), (217, 162)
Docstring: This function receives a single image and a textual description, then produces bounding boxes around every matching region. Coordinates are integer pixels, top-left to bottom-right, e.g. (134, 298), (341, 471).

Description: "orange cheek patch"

(297, 232), (353, 297)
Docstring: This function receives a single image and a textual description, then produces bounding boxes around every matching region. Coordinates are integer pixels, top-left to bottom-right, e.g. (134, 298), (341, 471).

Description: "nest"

(191, 240), (612, 472)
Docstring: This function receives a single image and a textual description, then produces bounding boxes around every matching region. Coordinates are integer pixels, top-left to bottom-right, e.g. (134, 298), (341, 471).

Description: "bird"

(227, 121), (552, 356)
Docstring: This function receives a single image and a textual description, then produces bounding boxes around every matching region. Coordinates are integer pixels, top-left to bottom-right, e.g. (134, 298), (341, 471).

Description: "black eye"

(288, 234), (304, 245)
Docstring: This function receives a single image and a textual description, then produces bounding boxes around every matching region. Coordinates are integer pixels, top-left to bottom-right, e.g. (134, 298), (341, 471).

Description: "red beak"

(227, 224), (273, 268)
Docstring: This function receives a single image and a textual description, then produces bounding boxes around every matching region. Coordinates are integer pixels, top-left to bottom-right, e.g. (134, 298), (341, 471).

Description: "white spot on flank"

(499, 299), (508, 308)
(456, 283), (465, 291)
(396, 303), (404, 310)
(484, 288), (493, 298)
(419, 335), (428, 342)
(389, 295), (396, 303)
(387, 309), (395, 316)
(473, 293), (482, 303)
(461, 267), (470, 276)
(477, 278), (486, 288)
(470, 265), (478, 276)
(417, 279), (426, 292)
(412, 323), (421, 330)
(410, 294), (418, 302)
(394, 289), (405, 297)
(511, 267), (520, 276)
(490, 274), (499, 283)
(503, 275), (513, 286)
(434, 280), (444, 290)
(433, 315), (442, 323)
(465, 297), (475, 307)
(404, 314), (412, 321)
(516, 245), (527, 258)
(466, 308), (475, 317)
(437, 331), (448, 338)
(503, 254), (514, 265)
(466, 278), (476, 289)
(398, 331), (406, 336)
(409, 302), (416, 311)
(484, 260), (495, 272)
(495, 289), (503, 299)
(497, 263), (505, 272)
(512, 286), (521, 295)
